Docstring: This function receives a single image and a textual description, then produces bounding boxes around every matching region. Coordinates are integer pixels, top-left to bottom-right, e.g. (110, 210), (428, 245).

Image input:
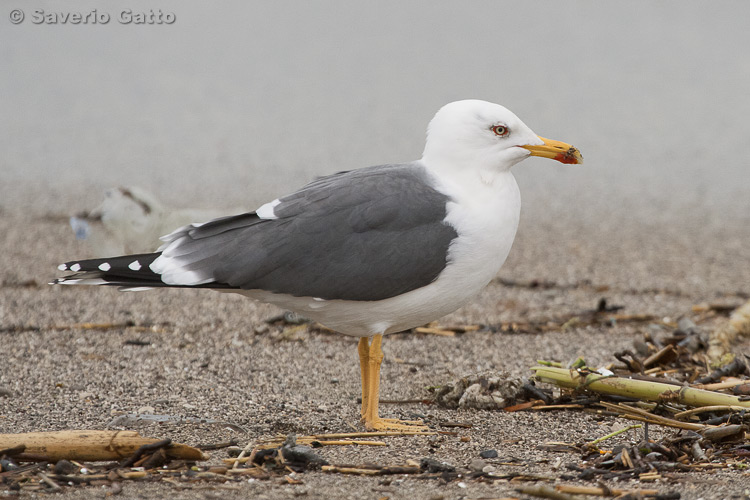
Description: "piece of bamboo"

(0, 430), (205, 462)
(532, 366), (750, 409)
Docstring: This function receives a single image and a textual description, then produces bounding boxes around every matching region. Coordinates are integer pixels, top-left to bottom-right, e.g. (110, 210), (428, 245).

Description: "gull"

(53, 99), (582, 431)
(69, 186), (245, 256)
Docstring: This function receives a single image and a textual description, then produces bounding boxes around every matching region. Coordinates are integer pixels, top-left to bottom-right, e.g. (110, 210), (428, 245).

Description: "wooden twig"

(693, 378), (747, 391)
(37, 472), (61, 491)
(586, 424), (642, 446)
(316, 439), (388, 446)
(517, 484), (580, 500)
(322, 465), (381, 475)
(531, 404), (586, 411)
(598, 402), (708, 431)
(197, 438), (239, 451)
(673, 405), (749, 419)
(643, 345), (677, 368)
(321, 464), (420, 475)
(413, 327), (455, 337)
(255, 430), (434, 447)
(229, 440), (256, 469)
(555, 484), (660, 496)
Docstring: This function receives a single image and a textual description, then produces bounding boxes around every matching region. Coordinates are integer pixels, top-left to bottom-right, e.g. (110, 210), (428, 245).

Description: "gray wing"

(157, 163), (458, 301)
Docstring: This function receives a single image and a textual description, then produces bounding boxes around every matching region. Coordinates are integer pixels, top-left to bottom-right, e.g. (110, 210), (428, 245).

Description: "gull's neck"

(419, 154), (512, 190)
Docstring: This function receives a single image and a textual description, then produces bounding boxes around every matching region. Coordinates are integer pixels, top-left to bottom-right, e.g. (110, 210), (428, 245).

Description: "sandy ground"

(1, 198), (749, 499)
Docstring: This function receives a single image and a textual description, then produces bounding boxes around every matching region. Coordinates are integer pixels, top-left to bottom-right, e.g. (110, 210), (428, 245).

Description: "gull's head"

(422, 100), (582, 174)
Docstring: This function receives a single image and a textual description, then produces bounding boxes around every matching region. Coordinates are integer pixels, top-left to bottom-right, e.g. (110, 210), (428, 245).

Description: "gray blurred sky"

(2, 1), (749, 225)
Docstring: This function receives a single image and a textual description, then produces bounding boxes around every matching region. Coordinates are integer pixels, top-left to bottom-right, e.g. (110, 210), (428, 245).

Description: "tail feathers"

(52, 253), (164, 288)
(52, 252), (230, 290)
(57, 253), (160, 277)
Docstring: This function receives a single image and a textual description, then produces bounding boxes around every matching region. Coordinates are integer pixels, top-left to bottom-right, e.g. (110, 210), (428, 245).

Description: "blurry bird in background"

(69, 186), (245, 256)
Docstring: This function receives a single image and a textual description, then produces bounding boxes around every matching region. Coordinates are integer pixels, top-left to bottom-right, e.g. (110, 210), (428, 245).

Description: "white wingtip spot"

(58, 264), (68, 271)
(98, 262), (111, 271)
(128, 260), (142, 271)
(70, 263), (81, 272)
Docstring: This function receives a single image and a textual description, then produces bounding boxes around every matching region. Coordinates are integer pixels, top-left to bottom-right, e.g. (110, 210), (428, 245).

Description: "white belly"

(239, 171), (521, 337)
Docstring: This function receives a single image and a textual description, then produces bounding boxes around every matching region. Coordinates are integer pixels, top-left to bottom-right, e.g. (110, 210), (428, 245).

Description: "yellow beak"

(521, 136), (583, 165)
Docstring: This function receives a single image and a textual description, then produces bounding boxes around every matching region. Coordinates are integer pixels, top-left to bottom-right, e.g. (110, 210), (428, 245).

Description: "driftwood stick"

(0, 430), (205, 462)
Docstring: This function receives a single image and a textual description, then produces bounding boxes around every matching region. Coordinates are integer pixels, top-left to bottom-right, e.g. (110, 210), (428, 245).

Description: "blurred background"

(2, 0), (748, 293)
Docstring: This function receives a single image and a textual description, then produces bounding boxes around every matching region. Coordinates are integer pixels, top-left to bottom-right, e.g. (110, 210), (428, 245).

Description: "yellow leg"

(358, 337), (370, 418)
(358, 334), (430, 432)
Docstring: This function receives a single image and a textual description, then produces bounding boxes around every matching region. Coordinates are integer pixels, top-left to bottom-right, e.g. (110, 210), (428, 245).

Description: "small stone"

(468, 459), (486, 472)
(460, 436), (471, 442)
(54, 459), (79, 475)
(479, 449), (498, 459)
(677, 316), (698, 333)
(0, 459), (19, 472)
(419, 457), (455, 473)
(137, 406), (155, 414)
(0, 387), (12, 398)
(281, 438), (328, 471)
(227, 446), (242, 457)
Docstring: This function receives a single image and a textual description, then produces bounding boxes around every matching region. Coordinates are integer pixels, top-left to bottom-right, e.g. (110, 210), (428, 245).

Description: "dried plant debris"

(0, 433), (367, 495)
(516, 308), (750, 484)
(542, 428), (745, 486)
(489, 297), (663, 335)
(432, 371), (525, 410)
(708, 299), (750, 362)
(0, 431), (214, 495)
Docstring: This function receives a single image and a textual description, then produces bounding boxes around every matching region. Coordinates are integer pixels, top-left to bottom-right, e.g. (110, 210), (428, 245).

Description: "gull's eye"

(491, 125), (509, 137)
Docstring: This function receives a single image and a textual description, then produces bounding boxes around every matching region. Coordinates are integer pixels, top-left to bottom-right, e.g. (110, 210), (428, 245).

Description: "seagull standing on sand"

(53, 100), (582, 431)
